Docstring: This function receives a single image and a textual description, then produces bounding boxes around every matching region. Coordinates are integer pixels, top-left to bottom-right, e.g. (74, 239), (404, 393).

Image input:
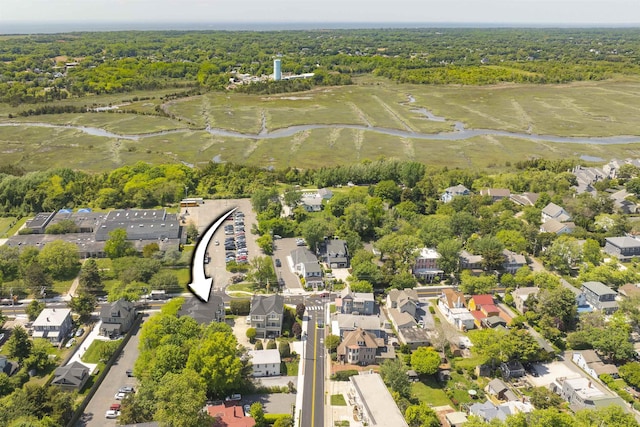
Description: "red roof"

(480, 304), (500, 316)
(471, 311), (486, 321)
(207, 404), (256, 427)
(470, 294), (494, 306)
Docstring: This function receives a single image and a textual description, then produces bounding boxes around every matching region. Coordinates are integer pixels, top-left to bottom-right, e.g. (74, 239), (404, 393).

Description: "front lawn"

(331, 394), (347, 406)
(284, 360), (299, 376)
(411, 377), (451, 407)
(82, 339), (122, 363)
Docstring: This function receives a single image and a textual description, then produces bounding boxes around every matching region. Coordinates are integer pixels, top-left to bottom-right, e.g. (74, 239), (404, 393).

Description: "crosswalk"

(306, 305), (324, 311)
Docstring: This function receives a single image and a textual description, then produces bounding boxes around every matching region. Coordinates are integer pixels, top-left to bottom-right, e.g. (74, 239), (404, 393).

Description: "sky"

(1, 0), (640, 31)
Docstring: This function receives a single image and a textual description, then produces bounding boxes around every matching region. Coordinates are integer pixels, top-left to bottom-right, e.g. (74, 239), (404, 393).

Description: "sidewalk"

(66, 320), (110, 374)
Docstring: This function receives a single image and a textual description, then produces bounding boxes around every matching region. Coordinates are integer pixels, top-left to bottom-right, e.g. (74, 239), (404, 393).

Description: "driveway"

(77, 318), (143, 427)
(272, 238), (304, 292)
(243, 392), (296, 415)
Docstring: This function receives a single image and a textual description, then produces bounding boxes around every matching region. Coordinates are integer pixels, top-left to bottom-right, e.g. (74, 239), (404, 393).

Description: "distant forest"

(2, 28), (640, 104)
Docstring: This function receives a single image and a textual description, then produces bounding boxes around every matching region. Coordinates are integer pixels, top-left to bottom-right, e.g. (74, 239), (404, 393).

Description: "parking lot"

(180, 199), (258, 292)
(77, 319), (142, 426)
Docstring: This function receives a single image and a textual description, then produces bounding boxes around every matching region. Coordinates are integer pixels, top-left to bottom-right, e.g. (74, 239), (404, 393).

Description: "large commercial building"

(348, 373), (409, 427)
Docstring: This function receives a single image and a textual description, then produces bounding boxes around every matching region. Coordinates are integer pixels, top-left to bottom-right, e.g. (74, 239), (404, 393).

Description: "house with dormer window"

(99, 299), (136, 337)
(250, 295), (284, 338)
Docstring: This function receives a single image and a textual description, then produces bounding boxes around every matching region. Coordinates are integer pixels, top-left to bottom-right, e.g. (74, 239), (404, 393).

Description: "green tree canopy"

(410, 347), (441, 375)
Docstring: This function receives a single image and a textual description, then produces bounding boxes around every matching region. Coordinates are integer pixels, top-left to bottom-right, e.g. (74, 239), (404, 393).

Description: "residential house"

(207, 404), (256, 427)
(540, 219), (576, 235)
(248, 349), (281, 377)
(386, 289), (419, 319)
(178, 294), (225, 325)
(483, 316), (508, 328)
(468, 400), (533, 423)
(32, 308), (73, 343)
(609, 189), (638, 214)
(512, 287), (539, 313)
(467, 295), (494, 311)
(500, 360), (525, 379)
(541, 202), (571, 223)
(99, 299), (136, 337)
(573, 165), (605, 195)
(249, 295), (284, 339)
(318, 188), (333, 200)
(581, 281), (618, 314)
(480, 188), (511, 202)
(334, 314), (384, 339)
(572, 350), (619, 379)
(349, 373), (409, 427)
(0, 355), (18, 377)
(502, 249), (527, 274)
(337, 288), (375, 315)
(300, 194), (324, 212)
(387, 308), (418, 330)
(468, 295), (501, 329)
(486, 378), (518, 401)
(322, 239), (350, 268)
(445, 412), (469, 427)
(551, 376), (627, 412)
(413, 248), (444, 282)
(604, 236), (640, 261)
(396, 327), (431, 350)
(291, 247), (323, 289)
(337, 328), (380, 365)
(460, 250), (483, 271)
(439, 289), (476, 331)
(510, 192), (539, 207)
(441, 184), (470, 203)
(51, 361), (90, 391)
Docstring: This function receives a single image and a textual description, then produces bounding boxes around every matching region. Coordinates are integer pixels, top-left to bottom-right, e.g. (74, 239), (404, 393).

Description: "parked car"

(105, 410), (121, 419)
(296, 238), (306, 246)
(214, 240), (219, 246)
(114, 392), (127, 400)
(244, 404), (251, 416)
(75, 328), (84, 337)
(119, 386), (135, 393)
(65, 338), (76, 348)
(126, 369), (134, 377)
(110, 403), (121, 411)
(225, 394), (241, 401)
(275, 258), (282, 267)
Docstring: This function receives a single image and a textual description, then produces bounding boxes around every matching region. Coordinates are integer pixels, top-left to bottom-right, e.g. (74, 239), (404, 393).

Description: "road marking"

(311, 320), (318, 427)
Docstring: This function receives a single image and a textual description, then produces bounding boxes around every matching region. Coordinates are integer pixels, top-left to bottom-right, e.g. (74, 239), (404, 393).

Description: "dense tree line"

(2, 28), (640, 104)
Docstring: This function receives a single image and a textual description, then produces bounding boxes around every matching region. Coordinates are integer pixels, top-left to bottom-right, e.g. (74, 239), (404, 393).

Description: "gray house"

(51, 361), (90, 391)
(581, 281), (618, 314)
(322, 239), (350, 268)
(604, 236), (640, 261)
(337, 288), (375, 315)
(250, 295), (284, 339)
(99, 299), (136, 337)
(178, 294), (225, 325)
(291, 247), (323, 288)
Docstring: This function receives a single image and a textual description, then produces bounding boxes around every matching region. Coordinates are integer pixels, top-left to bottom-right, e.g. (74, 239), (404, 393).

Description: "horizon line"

(2, 21), (640, 35)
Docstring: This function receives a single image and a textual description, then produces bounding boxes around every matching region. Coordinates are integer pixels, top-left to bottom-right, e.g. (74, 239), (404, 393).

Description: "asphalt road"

(76, 317), (143, 427)
(272, 237), (304, 292)
(300, 310), (325, 427)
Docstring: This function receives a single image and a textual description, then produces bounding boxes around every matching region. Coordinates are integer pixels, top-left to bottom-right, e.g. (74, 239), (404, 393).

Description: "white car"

(105, 410), (121, 419)
(114, 392), (127, 400)
(65, 338), (76, 348)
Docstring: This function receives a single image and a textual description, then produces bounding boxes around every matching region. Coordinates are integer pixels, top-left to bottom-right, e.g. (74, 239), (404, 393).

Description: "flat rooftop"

(350, 373), (408, 427)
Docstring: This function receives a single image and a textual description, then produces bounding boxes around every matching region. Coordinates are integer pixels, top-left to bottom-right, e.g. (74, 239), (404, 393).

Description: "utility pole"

(10, 287), (16, 317)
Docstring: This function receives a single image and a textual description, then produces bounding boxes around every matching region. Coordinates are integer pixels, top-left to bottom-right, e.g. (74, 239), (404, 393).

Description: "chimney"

(46, 317), (50, 322)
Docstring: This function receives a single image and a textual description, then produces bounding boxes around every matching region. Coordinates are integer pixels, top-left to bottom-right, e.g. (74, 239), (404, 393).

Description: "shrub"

(246, 328), (257, 342)
(267, 340), (277, 350)
(331, 370), (359, 381)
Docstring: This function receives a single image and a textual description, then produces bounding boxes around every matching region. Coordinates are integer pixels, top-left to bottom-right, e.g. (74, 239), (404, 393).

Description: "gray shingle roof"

(250, 294), (284, 316)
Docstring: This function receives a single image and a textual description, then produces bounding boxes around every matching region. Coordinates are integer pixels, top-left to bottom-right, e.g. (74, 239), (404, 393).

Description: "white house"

(248, 349), (281, 377)
(32, 308), (73, 343)
(541, 202), (571, 223)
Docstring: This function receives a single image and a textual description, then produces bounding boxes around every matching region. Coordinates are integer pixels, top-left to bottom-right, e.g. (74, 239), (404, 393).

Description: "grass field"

(330, 394), (347, 406)
(2, 76), (640, 171)
(411, 378), (451, 406)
